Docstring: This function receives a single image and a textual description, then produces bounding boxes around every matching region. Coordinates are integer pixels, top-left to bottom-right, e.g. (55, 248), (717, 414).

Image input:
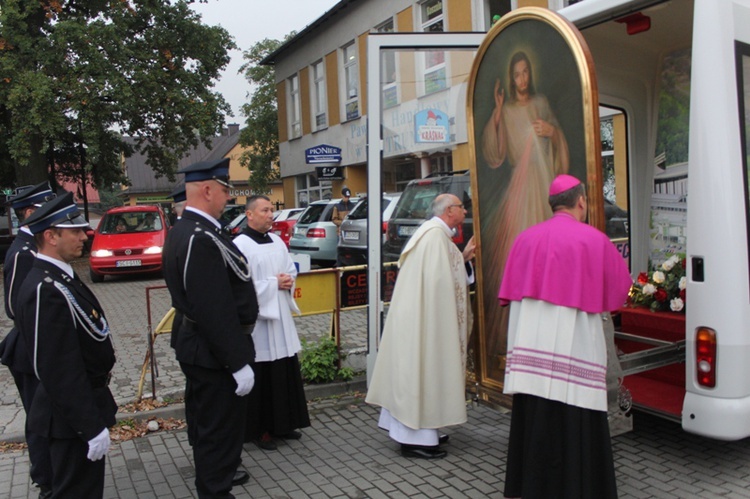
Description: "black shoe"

(439, 434), (450, 445)
(37, 486), (53, 499)
(400, 444), (447, 459)
(274, 430), (302, 440)
(231, 470), (250, 486)
(254, 432), (277, 451)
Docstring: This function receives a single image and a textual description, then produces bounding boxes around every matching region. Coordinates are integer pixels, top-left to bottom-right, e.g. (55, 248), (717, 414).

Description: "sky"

(189, 0), (340, 123)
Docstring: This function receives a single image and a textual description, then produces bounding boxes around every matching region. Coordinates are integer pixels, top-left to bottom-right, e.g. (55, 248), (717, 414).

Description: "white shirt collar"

(185, 206), (221, 229)
(36, 253), (75, 278)
(20, 226), (32, 236)
(432, 216), (456, 236)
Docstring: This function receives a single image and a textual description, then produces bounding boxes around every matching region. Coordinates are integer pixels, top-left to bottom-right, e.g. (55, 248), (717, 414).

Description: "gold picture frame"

(466, 7), (602, 401)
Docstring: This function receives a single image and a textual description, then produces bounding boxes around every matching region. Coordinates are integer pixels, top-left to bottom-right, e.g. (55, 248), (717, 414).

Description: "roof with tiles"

(121, 125), (241, 195)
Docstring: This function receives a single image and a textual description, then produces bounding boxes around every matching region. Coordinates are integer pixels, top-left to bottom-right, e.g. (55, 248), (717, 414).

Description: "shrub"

(299, 337), (353, 384)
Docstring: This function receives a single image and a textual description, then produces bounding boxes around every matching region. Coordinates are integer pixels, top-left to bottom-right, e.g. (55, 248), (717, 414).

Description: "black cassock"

(16, 258), (116, 498)
(239, 226), (310, 442)
(162, 210), (258, 498)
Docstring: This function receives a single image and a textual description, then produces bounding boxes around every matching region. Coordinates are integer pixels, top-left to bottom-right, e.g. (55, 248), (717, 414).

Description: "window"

(343, 42), (359, 121)
(311, 60), (327, 131)
(420, 0), (447, 95)
(377, 19), (399, 108)
(486, 0), (512, 31)
(289, 74), (301, 139)
(429, 155), (453, 174)
(296, 173), (332, 208)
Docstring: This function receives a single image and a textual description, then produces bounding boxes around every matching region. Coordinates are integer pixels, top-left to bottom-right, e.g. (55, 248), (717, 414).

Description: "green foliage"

(238, 35), (295, 194)
(97, 187), (125, 211)
(655, 48), (691, 166)
(0, 0), (235, 191)
(299, 336), (353, 384)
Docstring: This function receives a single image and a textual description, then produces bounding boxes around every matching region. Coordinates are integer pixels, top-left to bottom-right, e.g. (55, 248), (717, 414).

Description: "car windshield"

(297, 203), (327, 224)
(100, 212), (162, 234)
(348, 198), (392, 220)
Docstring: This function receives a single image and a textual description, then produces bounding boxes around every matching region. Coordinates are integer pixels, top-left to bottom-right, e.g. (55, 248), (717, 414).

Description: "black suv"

(383, 170), (473, 262)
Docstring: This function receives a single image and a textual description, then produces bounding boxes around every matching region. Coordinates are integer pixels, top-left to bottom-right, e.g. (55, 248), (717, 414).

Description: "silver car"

(289, 198), (358, 267)
(336, 193), (401, 267)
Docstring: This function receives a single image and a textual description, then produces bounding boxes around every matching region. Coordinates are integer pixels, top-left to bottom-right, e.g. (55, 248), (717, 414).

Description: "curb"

(0, 377), (368, 444)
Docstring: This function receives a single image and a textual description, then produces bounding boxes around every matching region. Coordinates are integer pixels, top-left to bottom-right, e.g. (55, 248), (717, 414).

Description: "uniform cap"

(170, 184), (186, 203)
(549, 174), (582, 196)
(341, 187), (351, 197)
(9, 182), (56, 210)
(178, 158), (232, 187)
(24, 192), (88, 234)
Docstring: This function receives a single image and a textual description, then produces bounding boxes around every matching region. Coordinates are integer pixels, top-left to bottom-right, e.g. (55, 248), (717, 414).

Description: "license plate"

(342, 231), (359, 241)
(116, 259), (142, 268)
(398, 225), (417, 237)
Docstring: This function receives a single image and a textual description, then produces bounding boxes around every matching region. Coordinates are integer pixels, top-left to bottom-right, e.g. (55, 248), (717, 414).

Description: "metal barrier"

(136, 263), (399, 400)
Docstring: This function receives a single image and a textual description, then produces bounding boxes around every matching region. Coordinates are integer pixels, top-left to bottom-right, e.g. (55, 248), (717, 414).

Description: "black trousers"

(49, 436), (105, 498)
(10, 368), (53, 488)
(181, 362), (248, 499)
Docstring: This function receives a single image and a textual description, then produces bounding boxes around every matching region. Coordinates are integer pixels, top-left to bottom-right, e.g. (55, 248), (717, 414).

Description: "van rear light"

(382, 221), (388, 234)
(695, 327), (717, 388)
(307, 228), (326, 238)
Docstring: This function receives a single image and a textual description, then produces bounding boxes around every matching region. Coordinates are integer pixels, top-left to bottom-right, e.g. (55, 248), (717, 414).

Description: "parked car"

(223, 207), (304, 245)
(383, 171), (473, 262)
(605, 198), (629, 239)
(289, 198), (358, 267)
(271, 208), (304, 248)
(336, 193), (402, 267)
(89, 205), (169, 282)
(219, 204), (244, 227)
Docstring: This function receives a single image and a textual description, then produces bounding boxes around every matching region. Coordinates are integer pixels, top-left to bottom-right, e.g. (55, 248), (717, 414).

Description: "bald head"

(432, 193), (466, 229)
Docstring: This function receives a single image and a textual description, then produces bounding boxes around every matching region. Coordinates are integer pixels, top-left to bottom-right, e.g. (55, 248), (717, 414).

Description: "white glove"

(232, 365), (255, 396)
(87, 428), (111, 461)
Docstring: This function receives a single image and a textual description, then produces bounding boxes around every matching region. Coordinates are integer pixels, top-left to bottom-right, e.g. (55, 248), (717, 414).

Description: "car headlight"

(91, 249), (114, 258)
(143, 246), (163, 255)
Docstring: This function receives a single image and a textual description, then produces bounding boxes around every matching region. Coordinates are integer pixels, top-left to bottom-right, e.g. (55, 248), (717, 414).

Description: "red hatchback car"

(89, 205), (169, 282)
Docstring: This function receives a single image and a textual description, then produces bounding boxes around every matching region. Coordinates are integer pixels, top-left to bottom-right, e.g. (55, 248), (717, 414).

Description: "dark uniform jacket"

(0, 230), (37, 373)
(16, 259), (117, 441)
(332, 199), (356, 228)
(162, 210), (258, 371)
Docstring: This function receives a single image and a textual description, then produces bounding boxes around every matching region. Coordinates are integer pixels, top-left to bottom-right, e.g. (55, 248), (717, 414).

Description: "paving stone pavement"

(3, 259), (750, 497)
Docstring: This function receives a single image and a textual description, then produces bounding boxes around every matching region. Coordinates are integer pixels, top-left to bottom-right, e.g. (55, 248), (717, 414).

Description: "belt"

(182, 316), (255, 336)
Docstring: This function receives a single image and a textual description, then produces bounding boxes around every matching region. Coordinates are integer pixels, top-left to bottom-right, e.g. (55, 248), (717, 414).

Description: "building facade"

(262, 0), (588, 207)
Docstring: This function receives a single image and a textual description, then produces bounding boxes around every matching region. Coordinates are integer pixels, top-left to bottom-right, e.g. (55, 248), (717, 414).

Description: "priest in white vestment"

(234, 195), (310, 450)
(366, 193), (475, 459)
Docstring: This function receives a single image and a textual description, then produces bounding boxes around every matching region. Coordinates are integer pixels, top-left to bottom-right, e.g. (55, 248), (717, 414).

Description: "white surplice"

(233, 232), (301, 362)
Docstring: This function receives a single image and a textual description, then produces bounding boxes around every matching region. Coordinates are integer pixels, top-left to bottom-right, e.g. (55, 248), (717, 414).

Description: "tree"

(0, 0), (235, 204)
(238, 36), (291, 194)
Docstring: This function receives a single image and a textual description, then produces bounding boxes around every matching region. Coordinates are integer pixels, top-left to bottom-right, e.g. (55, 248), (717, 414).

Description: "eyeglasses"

(450, 203), (464, 209)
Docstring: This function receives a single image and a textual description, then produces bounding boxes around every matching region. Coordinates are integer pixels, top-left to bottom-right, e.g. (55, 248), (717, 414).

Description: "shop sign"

(315, 166), (344, 181)
(414, 109), (450, 143)
(305, 144), (342, 164)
